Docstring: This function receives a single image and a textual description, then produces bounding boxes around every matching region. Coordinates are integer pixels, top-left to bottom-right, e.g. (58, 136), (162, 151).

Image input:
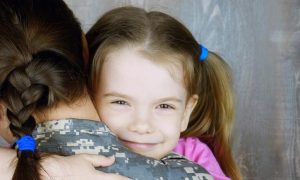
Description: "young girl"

(85, 6), (242, 180)
(0, 1), (211, 179)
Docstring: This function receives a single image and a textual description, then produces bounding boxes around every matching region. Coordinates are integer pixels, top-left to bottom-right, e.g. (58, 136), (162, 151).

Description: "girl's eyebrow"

(156, 97), (183, 103)
(103, 92), (131, 99)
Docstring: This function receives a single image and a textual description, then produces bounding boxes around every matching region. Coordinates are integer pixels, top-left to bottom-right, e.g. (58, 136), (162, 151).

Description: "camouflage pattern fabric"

(33, 118), (213, 180)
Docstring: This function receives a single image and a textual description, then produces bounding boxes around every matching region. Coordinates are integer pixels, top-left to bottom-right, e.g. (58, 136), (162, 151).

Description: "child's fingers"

(78, 154), (115, 167)
(78, 154), (131, 179)
(41, 154), (120, 179)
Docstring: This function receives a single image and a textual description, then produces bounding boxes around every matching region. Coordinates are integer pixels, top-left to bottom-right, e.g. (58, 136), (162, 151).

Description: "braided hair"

(0, 0), (85, 179)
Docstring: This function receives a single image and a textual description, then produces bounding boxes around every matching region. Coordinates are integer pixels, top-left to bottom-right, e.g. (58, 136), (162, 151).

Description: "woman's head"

(0, 0), (85, 179)
(87, 6), (240, 179)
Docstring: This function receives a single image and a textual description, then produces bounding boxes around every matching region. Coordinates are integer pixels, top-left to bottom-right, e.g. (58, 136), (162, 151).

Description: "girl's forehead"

(107, 48), (184, 80)
(100, 48), (187, 95)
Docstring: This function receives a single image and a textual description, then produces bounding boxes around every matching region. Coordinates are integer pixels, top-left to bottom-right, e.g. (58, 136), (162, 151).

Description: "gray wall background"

(0, 0), (298, 179)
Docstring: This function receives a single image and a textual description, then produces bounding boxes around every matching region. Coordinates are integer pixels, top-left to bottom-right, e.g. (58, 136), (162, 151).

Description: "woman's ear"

(180, 95), (198, 132)
(82, 33), (89, 71)
(0, 102), (15, 144)
(0, 102), (7, 123)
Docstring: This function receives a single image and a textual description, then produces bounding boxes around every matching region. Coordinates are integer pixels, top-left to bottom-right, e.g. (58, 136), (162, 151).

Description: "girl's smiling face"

(95, 47), (197, 159)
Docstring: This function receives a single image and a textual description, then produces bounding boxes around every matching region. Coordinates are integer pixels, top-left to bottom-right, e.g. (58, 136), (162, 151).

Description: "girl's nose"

(128, 121), (154, 134)
(128, 109), (154, 134)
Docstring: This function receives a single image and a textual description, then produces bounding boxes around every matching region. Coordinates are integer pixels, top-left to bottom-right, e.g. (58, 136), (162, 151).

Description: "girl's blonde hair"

(86, 6), (242, 180)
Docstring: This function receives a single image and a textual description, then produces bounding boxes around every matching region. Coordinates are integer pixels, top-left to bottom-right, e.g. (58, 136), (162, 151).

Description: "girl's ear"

(180, 94), (198, 132)
(82, 33), (89, 71)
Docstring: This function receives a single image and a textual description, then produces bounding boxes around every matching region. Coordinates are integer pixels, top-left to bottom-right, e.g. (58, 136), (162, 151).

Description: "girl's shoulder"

(174, 137), (211, 160)
(173, 137), (231, 180)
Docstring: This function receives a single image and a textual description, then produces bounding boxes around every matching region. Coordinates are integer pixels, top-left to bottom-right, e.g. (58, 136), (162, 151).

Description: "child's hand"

(41, 154), (131, 180)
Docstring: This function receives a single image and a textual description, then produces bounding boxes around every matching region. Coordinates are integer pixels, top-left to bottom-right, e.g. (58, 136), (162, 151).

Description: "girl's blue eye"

(158, 104), (174, 109)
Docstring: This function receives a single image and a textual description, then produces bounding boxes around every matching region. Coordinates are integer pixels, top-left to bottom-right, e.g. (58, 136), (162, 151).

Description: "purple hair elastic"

(199, 44), (209, 61)
(16, 135), (36, 152)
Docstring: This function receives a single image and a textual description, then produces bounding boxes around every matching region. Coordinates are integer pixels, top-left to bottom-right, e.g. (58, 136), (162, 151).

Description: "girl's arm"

(0, 148), (129, 180)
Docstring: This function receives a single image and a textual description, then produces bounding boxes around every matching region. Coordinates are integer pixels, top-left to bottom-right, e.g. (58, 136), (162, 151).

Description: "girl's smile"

(119, 139), (158, 152)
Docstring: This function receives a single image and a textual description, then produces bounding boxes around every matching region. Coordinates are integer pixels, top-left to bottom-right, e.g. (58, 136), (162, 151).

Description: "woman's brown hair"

(0, 0), (85, 179)
(87, 6), (242, 180)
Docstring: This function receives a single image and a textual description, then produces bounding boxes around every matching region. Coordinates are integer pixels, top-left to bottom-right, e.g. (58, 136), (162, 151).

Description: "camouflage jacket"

(33, 118), (213, 180)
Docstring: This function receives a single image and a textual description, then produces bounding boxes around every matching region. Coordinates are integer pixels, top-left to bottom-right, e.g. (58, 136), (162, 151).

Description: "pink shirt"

(173, 137), (230, 180)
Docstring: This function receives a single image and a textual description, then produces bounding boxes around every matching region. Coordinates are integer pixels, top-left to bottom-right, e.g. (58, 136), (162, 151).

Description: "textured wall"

(0, 0), (298, 179)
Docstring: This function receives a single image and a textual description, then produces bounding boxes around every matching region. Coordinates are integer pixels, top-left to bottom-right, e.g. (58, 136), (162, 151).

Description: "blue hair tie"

(16, 135), (35, 152)
(199, 44), (209, 61)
